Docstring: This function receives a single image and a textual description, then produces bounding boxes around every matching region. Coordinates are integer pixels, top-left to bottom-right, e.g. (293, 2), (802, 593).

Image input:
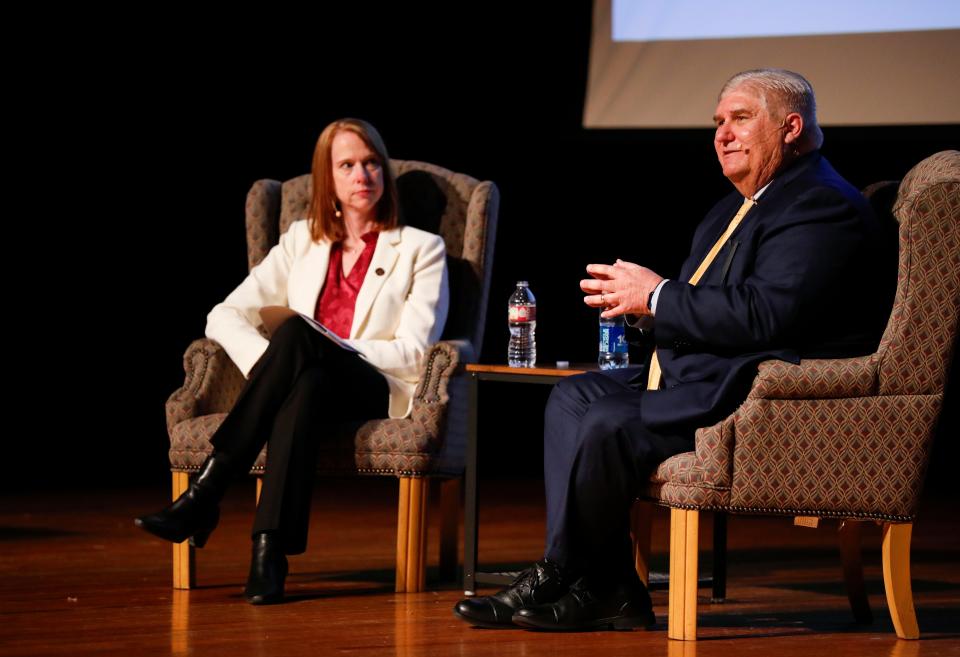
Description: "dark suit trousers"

(543, 368), (693, 579)
(210, 316), (388, 554)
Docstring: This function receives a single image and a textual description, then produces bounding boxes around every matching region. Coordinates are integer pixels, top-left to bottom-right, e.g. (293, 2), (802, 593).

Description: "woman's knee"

(271, 315), (312, 345)
(265, 316), (329, 361)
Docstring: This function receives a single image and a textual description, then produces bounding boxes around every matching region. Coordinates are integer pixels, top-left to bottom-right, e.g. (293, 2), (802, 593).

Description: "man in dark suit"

(454, 69), (897, 631)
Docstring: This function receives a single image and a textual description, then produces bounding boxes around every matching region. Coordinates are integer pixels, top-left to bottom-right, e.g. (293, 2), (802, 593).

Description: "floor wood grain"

(1, 478), (957, 656)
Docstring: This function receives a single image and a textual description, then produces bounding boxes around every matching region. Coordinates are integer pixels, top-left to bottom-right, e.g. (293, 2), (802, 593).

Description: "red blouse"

(313, 232), (380, 338)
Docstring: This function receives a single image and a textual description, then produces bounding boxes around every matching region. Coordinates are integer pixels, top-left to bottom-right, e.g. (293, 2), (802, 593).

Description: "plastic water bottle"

(508, 281), (536, 367)
(598, 311), (629, 369)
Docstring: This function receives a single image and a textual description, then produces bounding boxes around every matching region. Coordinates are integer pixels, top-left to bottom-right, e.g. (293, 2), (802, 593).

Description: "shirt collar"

(751, 180), (773, 202)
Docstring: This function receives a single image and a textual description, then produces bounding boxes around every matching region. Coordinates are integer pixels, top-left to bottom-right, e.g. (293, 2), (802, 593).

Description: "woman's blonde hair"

(308, 118), (398, 243)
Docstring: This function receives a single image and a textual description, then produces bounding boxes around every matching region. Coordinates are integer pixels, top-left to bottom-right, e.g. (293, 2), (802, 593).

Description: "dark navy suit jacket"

(638, 151), (897, 434)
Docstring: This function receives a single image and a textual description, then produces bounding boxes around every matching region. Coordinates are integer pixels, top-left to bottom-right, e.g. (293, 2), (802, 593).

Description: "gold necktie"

(646, 197), (755, 391)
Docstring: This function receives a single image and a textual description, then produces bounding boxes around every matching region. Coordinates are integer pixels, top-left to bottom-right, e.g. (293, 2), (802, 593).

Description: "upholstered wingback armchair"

(165, 159), (499, 592)
(636, 150), (959, 640)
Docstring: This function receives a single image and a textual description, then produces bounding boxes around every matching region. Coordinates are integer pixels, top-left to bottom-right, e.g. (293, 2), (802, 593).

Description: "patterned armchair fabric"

(646, 150), (960, 522)
(166, 159), (499, 478)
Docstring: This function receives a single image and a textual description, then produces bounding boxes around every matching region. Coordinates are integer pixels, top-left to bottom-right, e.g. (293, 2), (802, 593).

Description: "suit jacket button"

(375, 268), (385, 276)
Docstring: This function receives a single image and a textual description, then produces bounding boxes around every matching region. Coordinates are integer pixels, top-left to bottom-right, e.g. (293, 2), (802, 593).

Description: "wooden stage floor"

(1, 477), (958, 656)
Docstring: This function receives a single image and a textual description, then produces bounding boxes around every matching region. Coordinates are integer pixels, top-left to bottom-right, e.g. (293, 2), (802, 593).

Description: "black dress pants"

(210, 316), (389, 554)
(543, 367), (693, 580)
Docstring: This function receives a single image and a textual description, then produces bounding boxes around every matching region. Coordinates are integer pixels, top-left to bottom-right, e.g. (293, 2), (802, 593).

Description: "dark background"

(13, 5), (958, 493)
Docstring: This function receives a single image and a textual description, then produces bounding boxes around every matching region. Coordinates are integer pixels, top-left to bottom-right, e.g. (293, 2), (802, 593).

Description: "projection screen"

(584, 0), (960, 128)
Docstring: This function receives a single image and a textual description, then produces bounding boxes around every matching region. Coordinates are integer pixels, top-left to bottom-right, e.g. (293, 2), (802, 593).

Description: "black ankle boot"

(244, 532), (288, 605)
(135, 453), (232, 547)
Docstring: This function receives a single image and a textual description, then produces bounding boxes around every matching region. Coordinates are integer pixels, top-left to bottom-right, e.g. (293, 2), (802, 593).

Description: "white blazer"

(206, 220), (449, 419)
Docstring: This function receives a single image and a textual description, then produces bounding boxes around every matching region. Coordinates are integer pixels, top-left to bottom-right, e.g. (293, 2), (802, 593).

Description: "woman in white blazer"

(137, 119), (449, 604)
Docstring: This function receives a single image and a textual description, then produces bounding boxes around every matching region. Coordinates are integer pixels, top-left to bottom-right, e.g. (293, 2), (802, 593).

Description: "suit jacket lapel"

(681, 194), (742, 281)
(350, 227), (401, 338)
(288, 239), (330, 316)
(678, 151), (823, 282)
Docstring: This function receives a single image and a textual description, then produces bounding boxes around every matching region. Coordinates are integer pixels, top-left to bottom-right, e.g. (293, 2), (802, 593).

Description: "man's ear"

(783, 112), (804, 144)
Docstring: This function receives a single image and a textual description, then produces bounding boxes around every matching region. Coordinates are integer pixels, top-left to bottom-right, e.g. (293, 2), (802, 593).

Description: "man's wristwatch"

(647, 288), (656, 313)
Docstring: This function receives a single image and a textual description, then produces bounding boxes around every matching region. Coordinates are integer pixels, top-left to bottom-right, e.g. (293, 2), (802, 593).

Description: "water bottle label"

(599, 325), (627, 353)
(509, 305), (536, 322)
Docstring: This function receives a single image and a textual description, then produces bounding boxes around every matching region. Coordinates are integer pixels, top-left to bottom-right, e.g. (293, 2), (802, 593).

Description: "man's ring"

(600, 293), (605, 305)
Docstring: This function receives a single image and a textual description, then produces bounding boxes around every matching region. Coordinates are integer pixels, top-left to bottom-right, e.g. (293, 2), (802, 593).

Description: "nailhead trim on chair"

(653, 500), (914, 523)
(170, 465), (444, 478)
(170, 464), (457, 477)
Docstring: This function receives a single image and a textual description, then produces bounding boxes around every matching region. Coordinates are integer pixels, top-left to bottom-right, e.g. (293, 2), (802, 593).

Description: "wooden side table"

(463, 364), (587, 594)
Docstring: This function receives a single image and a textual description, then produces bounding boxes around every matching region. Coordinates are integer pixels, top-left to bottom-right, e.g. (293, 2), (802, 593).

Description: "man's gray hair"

(720, 68), (824, 150)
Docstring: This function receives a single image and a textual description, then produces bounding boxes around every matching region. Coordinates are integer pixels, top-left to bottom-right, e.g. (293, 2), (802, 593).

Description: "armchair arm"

(165, 338), (245, 433)
(653, 414), (737, 491)
(409, 341), (460, 409)
(358, 341), (459, 460)
(437, 338), (475, 364)
(747, 354), (879, 400)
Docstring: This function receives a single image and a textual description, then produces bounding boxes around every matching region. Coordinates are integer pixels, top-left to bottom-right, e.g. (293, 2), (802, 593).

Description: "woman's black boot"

(134, 453), (232, 547)
(244, 532), (288, 605)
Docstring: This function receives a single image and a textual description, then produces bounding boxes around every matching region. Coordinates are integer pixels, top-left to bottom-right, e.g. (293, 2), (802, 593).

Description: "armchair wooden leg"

(839, 520), (873, 624)
(667, 639), (699, 657)
(396, 476), (429, 593)
(711, 512), (728, 602)
(882, 522), (919, 639)
(171, 472), (196, 590)
(438, 478), (461, 583)
(668, 508), (699, 641)
(171, 590), (190, 654)
(630, 500), (654, 587)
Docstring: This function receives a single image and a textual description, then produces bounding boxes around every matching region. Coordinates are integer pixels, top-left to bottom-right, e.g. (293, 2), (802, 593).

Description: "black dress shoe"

(512, 576), (656, 631)
(135, 453), (232, 547)
(453, 559), (573, 628)
(244, 532), (288, 605)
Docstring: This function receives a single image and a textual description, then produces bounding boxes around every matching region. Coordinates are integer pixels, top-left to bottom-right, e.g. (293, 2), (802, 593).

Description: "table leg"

(462, 372), (480, 595)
